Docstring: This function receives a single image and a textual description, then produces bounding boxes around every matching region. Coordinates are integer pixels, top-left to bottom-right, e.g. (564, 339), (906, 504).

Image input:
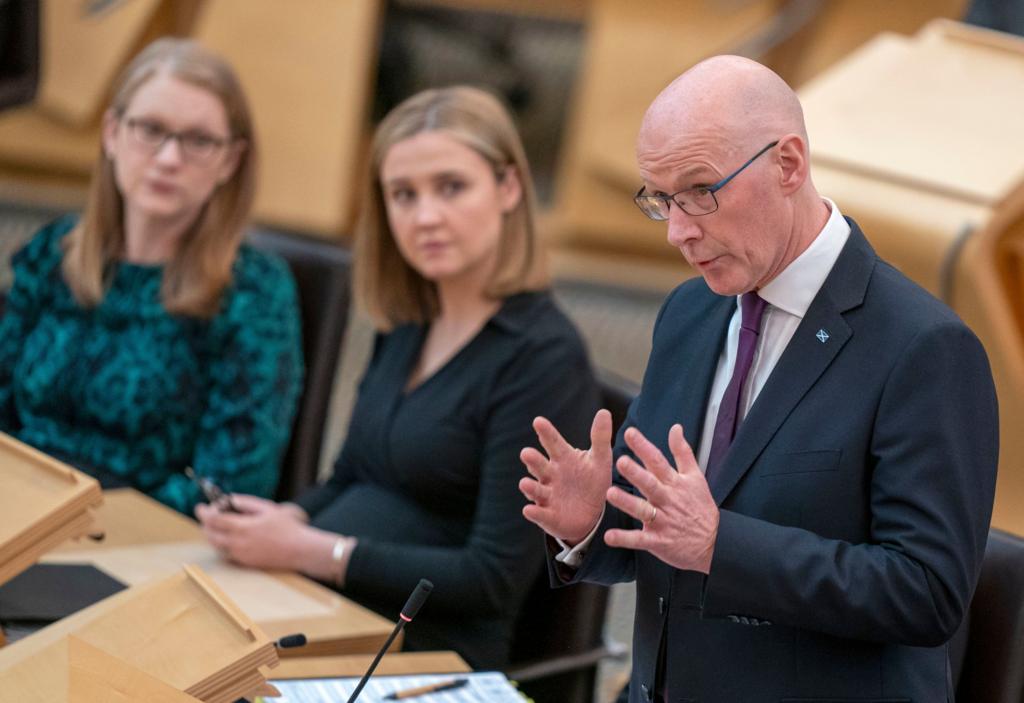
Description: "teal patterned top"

(0, 216), (304, 514)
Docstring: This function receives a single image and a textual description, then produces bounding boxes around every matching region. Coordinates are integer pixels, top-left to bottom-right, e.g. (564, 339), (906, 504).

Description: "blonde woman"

(197, 86), (599, 668)
(0, 39), (302, 513)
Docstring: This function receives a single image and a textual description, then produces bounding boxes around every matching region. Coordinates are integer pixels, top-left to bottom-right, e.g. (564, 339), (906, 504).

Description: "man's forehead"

(637, 101), (732, 153)
(637, 128), (731, 185)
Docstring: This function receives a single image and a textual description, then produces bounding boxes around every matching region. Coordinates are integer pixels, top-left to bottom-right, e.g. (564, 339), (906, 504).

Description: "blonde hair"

(355, 85), (545, 329)
(62, 38), (257, 318)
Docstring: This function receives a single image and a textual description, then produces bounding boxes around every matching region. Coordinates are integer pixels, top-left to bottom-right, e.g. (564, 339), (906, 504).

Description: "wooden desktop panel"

(45, 488), (396, 658)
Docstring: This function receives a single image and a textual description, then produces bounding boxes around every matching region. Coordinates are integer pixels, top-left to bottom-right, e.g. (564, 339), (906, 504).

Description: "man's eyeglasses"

(123, 117), (232, 164)
(634, 140), (780, 220)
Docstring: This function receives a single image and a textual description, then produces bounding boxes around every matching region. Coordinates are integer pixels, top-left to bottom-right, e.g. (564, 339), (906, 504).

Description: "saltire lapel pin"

(816, 329), (830, 344)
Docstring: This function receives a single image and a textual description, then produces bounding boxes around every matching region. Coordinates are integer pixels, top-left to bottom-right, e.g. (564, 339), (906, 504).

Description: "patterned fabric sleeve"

(0, 219), (69, 432)
(151, 248), (304, 513)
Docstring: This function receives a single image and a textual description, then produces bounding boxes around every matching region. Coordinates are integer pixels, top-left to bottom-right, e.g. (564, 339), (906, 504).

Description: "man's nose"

(666, 204), (701, 247)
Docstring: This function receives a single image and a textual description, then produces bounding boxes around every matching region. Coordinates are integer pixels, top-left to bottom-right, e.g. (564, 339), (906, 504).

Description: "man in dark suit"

(519, 55), (998, 702)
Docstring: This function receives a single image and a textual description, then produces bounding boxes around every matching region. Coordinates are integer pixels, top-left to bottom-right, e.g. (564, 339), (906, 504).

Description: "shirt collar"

(756, 197), (850, 318)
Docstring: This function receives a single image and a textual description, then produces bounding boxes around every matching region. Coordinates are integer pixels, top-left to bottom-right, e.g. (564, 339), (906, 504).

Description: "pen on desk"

(383, 678), (469, 700)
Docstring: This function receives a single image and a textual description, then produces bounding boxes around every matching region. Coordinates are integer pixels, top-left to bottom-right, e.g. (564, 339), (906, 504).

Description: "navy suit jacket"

(569, 221), (998, 702)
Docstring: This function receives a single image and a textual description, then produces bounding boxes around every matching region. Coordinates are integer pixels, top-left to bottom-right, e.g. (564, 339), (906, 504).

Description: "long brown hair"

(62, 38), (257, 318)
(355, 86), (545, 330)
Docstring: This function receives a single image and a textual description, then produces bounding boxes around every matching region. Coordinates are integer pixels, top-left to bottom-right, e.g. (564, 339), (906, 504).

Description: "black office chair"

(949, 528), (1024, 702)
(0, 0), (40, 112)
(246, 228), (351, 501)
(505, 368), (638, 703)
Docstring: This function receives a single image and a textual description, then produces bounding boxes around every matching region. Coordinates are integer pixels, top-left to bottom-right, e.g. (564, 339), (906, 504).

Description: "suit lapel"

(677, 293), (734, 452)
(634, 287), (732, 602)
(709, 221), (877, 505)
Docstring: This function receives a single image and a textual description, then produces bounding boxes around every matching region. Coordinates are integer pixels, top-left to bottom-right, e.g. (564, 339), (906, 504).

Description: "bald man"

(520, 56), (998, 702)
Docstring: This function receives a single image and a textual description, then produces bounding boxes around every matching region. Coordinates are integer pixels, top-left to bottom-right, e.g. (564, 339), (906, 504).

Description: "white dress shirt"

(556, 199), (851, 566)
(695, 198), (850, 470)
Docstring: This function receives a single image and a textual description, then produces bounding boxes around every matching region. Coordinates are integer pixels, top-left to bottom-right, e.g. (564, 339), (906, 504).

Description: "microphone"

(346, 579), (433, 703)
(400, 579), (432, 622)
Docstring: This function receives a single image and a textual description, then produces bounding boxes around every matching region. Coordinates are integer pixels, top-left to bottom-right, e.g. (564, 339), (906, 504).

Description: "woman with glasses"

(0, 39), (302, 514)
(196, 86), (600, 668)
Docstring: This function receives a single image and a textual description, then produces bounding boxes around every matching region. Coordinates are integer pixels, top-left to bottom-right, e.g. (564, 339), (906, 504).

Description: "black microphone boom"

(275, 633), (307, 649)
(346, 579), (433, 703)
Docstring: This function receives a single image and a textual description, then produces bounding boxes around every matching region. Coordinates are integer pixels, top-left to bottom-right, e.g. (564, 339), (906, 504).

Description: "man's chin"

(703, 275), (746, 297)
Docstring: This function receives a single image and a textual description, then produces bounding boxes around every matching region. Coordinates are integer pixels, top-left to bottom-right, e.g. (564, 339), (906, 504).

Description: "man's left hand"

(604, 423), (719, 573)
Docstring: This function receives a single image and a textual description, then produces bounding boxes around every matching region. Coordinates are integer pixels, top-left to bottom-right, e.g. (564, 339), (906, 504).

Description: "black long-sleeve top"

(294, 291), (600, 668)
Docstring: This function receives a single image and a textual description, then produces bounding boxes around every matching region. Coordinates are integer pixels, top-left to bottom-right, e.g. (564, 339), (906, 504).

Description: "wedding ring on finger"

(643, 503), (657, 525)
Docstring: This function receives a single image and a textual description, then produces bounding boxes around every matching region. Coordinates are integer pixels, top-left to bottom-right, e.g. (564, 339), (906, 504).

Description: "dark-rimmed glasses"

(123, 117), (232, 165)
(634, 140), (779, 220)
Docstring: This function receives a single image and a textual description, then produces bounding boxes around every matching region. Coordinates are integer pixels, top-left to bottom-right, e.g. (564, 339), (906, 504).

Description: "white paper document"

(270, 671), (526, 703)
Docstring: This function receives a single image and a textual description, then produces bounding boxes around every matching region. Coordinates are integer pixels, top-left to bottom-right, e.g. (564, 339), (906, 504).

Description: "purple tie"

(704, 292), (767, 487)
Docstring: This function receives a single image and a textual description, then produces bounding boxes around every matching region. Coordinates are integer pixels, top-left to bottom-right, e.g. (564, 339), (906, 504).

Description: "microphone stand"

(345, 579), (433, 703)
(344, 617), (406, 703)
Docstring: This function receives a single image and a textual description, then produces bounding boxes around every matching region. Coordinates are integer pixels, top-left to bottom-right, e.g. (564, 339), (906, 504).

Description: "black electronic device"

(184, 466), (242, 513)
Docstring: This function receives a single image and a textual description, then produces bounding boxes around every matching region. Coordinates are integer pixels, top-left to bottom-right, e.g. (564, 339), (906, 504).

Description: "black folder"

(0, 562), (126, 623)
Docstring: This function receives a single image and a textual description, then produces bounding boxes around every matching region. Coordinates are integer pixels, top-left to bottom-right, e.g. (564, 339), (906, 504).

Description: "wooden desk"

(0, 566), (279, 703)
(270, 651), (469, 680)
(45, 489), (396, 658)
(54, 488), (204, 550)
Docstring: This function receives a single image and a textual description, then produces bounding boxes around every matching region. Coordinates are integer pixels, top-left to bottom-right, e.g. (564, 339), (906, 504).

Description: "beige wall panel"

(767, 0), (968, 87)
(799, 31), (1024, 206)
(811, 167), (988, 296)
(37, 0), (163, 126)
(0, 107), (97, 175)
(554, 0), (783, 255)
(194, 0), (382, 236)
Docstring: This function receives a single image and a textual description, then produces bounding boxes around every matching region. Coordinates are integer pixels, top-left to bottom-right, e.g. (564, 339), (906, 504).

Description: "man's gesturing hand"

(519, 409), (614, 545)
(604, 423), (719, 574)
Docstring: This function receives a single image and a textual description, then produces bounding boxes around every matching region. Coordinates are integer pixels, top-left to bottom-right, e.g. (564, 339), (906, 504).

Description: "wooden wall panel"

(194, 0), (382, 236)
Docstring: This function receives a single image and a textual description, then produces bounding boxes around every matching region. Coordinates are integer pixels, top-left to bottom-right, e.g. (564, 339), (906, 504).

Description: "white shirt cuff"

(553, 510), (604, 568)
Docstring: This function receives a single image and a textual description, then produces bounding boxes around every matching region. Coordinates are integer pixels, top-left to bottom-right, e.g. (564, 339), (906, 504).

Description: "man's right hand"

(519, 409), (614, 545)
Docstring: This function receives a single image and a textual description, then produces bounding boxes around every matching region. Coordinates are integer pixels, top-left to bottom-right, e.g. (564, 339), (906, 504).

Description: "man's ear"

(498, 165), (523, 213)
(776, 134), (809, 195)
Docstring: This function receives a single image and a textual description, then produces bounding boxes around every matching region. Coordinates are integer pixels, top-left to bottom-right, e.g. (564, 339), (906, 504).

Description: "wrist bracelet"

(331, 537), (351, 586)
(331, 537), (346, 565)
